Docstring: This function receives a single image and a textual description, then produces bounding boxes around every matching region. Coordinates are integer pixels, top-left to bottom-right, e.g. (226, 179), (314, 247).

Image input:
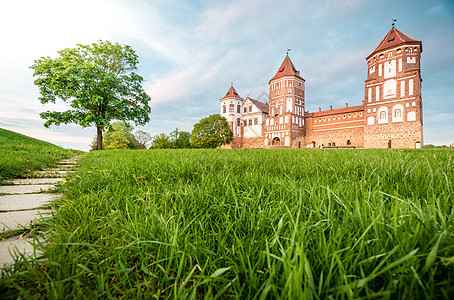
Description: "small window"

(288, 89), (291, 93)
(328, 116), (331, 120)
(223, 106), (226, 113)
(394, 109), (402, 118)
(343, 114), (346, 119)
(237, 105), (241, 113)
(388, 52), (392, 58)
(237, 118), (241, 126)
(323, 117), (326, 121)
(244, 120), (247, 126)
(249, 106), (252, 112)
(380, 111), (387, 120)
(408, 48), (412, 54)
(319, 118), (321, 121)
(229, 105), (234, 112)
(348, 114), (351, 118)
(254, 118), (258, 125)
(333, 116), (336, 120)
(243, 107), (247, 113)
(354, 113), (357, 117)
(248, 119), (252, 126)
(360, 112), (363, 117)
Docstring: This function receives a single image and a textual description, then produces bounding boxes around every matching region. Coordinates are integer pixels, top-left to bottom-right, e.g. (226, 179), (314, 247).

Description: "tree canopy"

(89, 121), (145, 150)
(190, 114), (233, 148)
(30, 40), (151, 150)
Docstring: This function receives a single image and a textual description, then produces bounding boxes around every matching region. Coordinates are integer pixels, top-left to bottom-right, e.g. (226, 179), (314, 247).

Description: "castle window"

(409, 79), (414, 96)
(229, 105), (234, 112)
(343, 114), (346, 119)
(244, 120), (247, 126)
(286, 98), (292, 112)
(237, 118), (241, 126)
(284, 116), (289, 123)
(315, 119), (317, 123)
(360, 112), (363, 117)
(378, 107), (388, 124)
(223, 106), (226, 113)
(367, 116), (375, 125)
(348, 114), (351, 118)
(333, 116), (336, 120)
(266, 119), (269, 126)
(237, 105), (241, 113)
(328, 116), (331, 121)
(354, 113), (357, 117)
(276, 91), (279, 95)
(392, 104), (404, 122)
(243, 107), (246, 113)
(248, 119), (252, 126)
(323, 117), (326, 121)
(319, 117), (321, 121)
(408, 48), (412, 54)
(288, 89), (291, 94)
(407, 111), (416, 121)
(388, 52), (392, 58)
(254, 117), (258, 125)
(249, 106), (252, 112)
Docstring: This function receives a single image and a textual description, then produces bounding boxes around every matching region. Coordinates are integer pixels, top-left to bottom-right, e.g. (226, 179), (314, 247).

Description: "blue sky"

(0, 0), (453, 150)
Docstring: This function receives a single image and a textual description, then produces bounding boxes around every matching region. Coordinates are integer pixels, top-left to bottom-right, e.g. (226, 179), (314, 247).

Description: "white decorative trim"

(313, 119), (363, 127)
(397, 75), (416, 81)
(313, 125), (364, 132)
(367, 97), (416, 106)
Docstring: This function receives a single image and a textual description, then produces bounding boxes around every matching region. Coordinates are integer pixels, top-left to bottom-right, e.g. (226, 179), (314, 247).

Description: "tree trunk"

(97, 126), (103, 150)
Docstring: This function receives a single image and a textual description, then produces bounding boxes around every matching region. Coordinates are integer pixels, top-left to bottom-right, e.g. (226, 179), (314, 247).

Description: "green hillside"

(0, 128), (78, 180)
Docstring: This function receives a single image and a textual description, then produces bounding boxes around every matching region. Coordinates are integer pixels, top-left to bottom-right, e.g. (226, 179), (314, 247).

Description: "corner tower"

(363, 26), (423, 148)
(264, 55), (306, 147)
(220, 85), (244, 148)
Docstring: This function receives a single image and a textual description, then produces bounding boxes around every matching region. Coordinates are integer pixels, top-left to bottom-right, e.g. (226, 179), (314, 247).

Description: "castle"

(219, 26), (423, 149)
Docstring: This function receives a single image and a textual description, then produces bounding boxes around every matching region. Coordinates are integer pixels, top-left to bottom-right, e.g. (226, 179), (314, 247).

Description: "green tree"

(151, 133), (172, 149)
(30, 40), (151, 150)
(190, 114), (233, 148)
(170, 128), (192, 148)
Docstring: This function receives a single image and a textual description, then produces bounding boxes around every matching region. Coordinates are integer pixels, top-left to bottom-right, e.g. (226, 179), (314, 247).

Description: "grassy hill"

(0, 128), (78, 180)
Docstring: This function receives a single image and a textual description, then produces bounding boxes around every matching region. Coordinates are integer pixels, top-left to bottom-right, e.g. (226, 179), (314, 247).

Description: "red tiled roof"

(245, 97), (269, 114)
(270, 55), (304, 82)
(220, 85), (243, 101)
(306, 104), (363, 118)
(368, 27), (421, 59)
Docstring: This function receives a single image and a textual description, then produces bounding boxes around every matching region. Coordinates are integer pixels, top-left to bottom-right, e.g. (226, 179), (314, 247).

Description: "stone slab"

(0, 236), (43, 269)
(0, 209), (53, 231)
(0, 185), (55, 194)
(6, 178), (63, 185)
(0, 194), (61, 211)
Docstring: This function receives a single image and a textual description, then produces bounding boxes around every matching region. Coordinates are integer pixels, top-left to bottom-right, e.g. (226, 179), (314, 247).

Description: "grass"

(1, 148), (453, 299)
(0, 128), (78, 182)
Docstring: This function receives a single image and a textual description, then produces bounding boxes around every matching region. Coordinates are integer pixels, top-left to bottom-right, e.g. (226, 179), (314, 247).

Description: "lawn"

(0, 128), (77, 181)
(1, 148), (453, 299)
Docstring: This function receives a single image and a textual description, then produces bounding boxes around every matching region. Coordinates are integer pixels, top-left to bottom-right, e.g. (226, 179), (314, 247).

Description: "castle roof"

(367, 27), (422, 59)
(270, 55), (304, 82)
(306, 104), (364, 118)
(220, 85), (244, 101)
(245, 97), (269, 114)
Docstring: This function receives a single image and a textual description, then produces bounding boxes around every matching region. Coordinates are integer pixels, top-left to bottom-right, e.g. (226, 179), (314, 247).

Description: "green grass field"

(0, 128), (77, 181)
(1, 148), (453, 299)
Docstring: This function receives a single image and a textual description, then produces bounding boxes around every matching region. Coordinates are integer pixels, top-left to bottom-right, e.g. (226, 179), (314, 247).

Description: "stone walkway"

(0, 157), (79, 269)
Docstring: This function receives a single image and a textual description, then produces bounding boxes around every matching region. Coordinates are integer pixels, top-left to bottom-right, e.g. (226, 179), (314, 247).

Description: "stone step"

(0, 209), (53, 231)
(30, 171), (70, 178)
(0, 235), (44, 268)
(0, 185), (56, 194)
(5, 178), (64, 185)
(0, 194), (61, 211)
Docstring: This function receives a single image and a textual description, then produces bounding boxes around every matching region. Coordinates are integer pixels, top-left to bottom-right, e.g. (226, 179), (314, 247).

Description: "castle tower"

(219, 85), (244, 148)
(363, 26), (423, 148)
(264, 55), (306, 147)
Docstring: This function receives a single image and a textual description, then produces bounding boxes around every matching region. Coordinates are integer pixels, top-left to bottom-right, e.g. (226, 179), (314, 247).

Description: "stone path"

(0, 156), (80, 268)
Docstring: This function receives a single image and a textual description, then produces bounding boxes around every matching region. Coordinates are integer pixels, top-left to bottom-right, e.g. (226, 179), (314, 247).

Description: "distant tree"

(151, 133), (172, 149)
(134, 130), (152, 149)
(190, 114), (233, 148)
(89, 121), (142, 150)
(30, 40), (151, 150)
(170, 128), (192, 148)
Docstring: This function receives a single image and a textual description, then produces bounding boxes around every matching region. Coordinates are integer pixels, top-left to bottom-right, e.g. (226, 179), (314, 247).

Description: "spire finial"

(392, 19), (397, 28)
(230, 82), (233, 86)
(286, 49), (291, 55)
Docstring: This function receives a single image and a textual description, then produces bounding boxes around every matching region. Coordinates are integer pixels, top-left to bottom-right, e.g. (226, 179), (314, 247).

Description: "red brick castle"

(220, 26), (423, 149)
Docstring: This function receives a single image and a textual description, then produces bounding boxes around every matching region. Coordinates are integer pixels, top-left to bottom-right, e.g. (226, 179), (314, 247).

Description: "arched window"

(237, 118), (241, 126)
(378, 107), (388, 124)
(223, 105), (226, 113)
(237, 105), (241, 113)
(407, 111), (416, 121)
(383, 79), (397, 98)
(346, 140), (352, 145)
(392, 104), (404, 122)
(229, 105), (234, 112)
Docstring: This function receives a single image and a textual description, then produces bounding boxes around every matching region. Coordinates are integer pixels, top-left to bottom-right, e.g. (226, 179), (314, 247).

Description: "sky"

(0, 0), (453, 151)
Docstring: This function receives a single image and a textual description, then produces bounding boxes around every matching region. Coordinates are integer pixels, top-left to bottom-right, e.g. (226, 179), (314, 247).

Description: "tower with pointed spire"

(219, 85), (244, 148)
(363, 26), (423, 148)
(263, 55), (306, 147)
